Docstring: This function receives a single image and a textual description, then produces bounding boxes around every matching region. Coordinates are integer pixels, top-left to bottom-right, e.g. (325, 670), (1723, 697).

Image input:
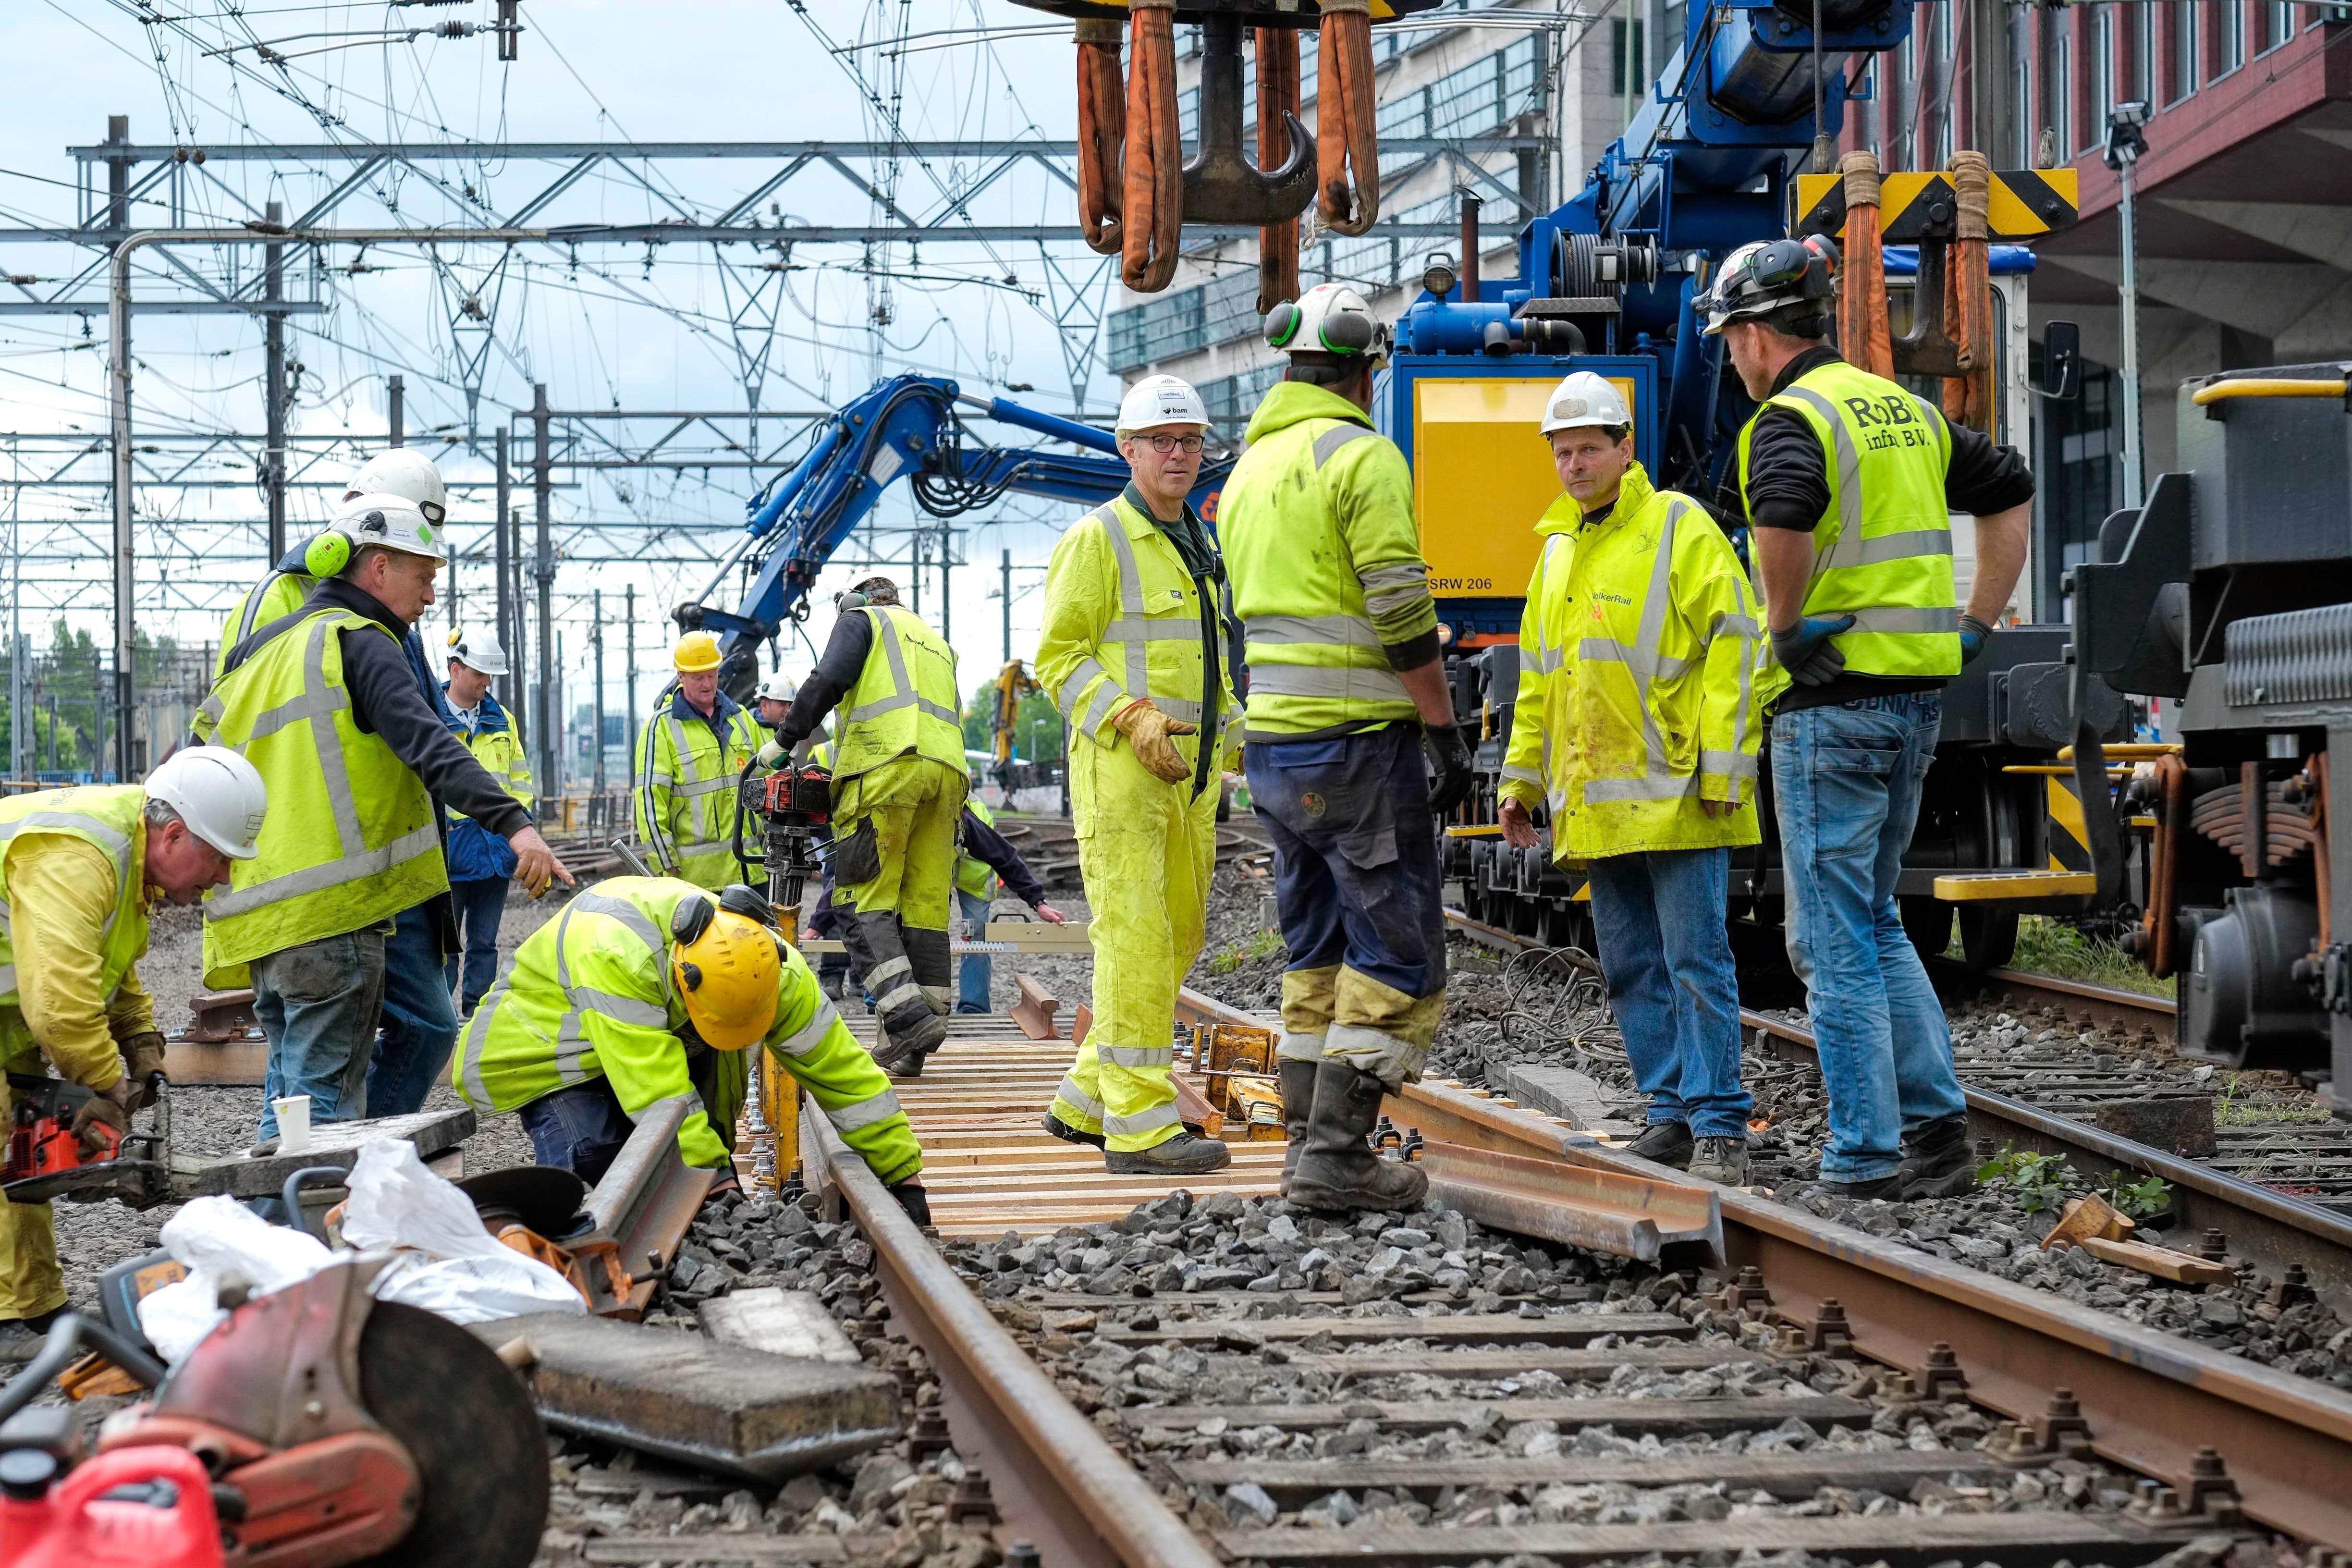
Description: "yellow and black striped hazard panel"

(1795, 169), (2080, 243)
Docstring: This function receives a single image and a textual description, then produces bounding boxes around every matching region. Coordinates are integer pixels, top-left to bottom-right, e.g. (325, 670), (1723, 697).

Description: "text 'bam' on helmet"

(343, 447), (449, 524)
(674, 629), (723, 674)
(146, 745), (269, 860)
(1263, 282), (1392, 366)
(448, 628), (510, 677)
(1696, 235), (1840, 336)
(670, 899), (781, 1050)
(1538, 371), (1632, 436)
(328, 492), (442, 562)
(1115, 375), (1210, 436)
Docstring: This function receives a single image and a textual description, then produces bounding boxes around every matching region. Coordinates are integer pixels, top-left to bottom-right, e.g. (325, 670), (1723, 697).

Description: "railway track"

(792, 993), (2352, 1564)
(1444, 907), (2352, 1309)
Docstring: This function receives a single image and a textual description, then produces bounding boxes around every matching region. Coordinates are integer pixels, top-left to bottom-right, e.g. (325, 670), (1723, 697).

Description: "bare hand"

(1700, 798), (1739, 819)
(1034, 903), (1069, 925)
(1497, 797), (1542, 849)
(509, 826), (576, 896)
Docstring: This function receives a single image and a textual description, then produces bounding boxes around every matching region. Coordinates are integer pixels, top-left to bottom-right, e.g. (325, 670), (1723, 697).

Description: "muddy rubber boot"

(1286, 1060), (1428, 1214)
(1105, 1131), (1232, 1176)
(1278, 1058), (1318, 1189)
(871, 1007), (947, 1074)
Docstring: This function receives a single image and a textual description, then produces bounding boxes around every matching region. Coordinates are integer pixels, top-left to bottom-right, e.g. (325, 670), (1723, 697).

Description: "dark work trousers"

(443, 877), (511, 1014)
(1245, 723), (1447, 1088)
(516, 1078), (635, 1186)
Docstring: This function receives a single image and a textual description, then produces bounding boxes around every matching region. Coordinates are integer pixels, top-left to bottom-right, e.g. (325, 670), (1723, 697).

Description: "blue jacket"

(442, 686), (533, 881)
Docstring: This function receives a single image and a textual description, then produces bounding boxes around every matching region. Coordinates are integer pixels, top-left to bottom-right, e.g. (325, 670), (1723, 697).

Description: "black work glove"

(116, 1032), (168, 1112)
(890, 1180), (932, 1228)
(72, 1092), (129, 1159)
(1769, 614), (1857, 687)
(1958, 613), (1995, 667)
(1423, 723), (1475, 816)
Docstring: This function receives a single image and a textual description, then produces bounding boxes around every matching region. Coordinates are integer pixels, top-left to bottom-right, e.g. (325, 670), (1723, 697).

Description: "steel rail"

(802, 1109), (1221, 1568)
(1174, 982), (2352, 1551)
(1442, 908), (2352, 1304)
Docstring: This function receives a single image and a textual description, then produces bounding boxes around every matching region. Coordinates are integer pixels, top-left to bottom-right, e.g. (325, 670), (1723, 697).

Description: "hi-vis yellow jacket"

(1499, 463), (1765, 859)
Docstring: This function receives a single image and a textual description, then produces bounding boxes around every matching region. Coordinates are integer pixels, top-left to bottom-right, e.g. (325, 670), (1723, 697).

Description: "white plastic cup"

(273, 1094), (314, 1154)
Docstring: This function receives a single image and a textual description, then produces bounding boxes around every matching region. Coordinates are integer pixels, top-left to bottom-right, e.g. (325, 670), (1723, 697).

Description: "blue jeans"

(255, 926), (389, 1139)
(516, 1078), (635, 1186)
(1771, 691), (1966, 1181)
(444, 877), (510, 1012)
(367, 902), (463, 1118)
(956, 888), (993, 1014)
(1584, 847), (1752, 1139)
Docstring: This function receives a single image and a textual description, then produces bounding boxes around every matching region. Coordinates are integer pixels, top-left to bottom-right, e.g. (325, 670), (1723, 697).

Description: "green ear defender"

(1263, 301), (1302, 349)
(304, 529), (353, 579)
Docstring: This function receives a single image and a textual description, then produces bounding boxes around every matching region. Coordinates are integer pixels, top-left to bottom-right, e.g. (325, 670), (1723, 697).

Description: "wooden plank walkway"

(841, 1010), (1284, 1238)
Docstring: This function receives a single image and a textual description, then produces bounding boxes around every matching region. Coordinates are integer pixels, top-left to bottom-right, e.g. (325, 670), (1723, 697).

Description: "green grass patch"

(1969, 915), (2176, 999)
(2216, 1076), (2333, 1125)
(1207, 927), (1286, 975)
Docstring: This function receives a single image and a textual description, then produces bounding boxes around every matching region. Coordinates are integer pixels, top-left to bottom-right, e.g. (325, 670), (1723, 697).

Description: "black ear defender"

(719, 883), (776, 927)
(678, 961), (704, 991)
(670, 894), (717, 945)
(1264, 301), (1302, 349)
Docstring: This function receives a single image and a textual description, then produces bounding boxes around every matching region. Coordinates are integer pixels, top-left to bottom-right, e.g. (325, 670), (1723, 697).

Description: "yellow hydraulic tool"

(992, 659), (1042, 774)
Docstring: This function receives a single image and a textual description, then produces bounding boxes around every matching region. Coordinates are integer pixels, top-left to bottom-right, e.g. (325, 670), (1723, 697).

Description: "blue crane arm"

(688, 374), (1231, 663)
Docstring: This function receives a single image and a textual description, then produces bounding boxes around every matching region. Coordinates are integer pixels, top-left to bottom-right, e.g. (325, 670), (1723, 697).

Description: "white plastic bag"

(340, 1138), (586, 1323)
(137, 1195), (336, 1363)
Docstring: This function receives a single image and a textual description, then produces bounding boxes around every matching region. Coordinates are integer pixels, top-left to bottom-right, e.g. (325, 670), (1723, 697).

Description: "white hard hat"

(1115, 375), (1210, 436)
(1539, 372), (1633, 436)
(146, 745), (268, 860)
(343, 448), (448, 524)
(1264, 282), (1392, 365)
(449, 628), (509, 676)
(756, 671), (798, 704)
(328, 491), (442, 563)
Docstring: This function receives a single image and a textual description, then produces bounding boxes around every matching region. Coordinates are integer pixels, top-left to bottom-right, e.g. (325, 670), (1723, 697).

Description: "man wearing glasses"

(1036, 375), (1242, 1176)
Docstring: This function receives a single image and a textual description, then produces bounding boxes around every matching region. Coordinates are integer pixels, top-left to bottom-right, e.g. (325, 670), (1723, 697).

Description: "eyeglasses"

(1136, 433), (1204, 455)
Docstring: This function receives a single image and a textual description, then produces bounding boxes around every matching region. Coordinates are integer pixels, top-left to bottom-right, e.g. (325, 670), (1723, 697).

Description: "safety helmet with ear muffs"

(833, 575), (898, 614)
(1263, 282), (1391, 366)
(670, 899), (781, 1051)
(305, 527), (354, 579)
(1698, 234), (1840, 336)
(717, 882), (778, 929)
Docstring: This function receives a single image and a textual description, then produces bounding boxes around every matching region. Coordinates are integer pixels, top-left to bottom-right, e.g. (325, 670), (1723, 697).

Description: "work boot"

(1278, 1057), (1318, 1187)
(1810, 1172), (1904, 1200)
(871, 1009), (948, 1074)
(1897, 1114), (1975, 1200)
(1688, 1135), (1751, 1186)
(1041, 1111), (1105, 1150)
(1286, 1061), (1428, 1214)
(1105, 1131), (1232, 1176)
(0, 1308), (64, 1364)
(1624, 1119), (1694, 1169)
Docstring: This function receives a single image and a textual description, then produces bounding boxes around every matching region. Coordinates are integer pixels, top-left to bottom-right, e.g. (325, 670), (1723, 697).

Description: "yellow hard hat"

(674, 630), (723, 674)
(671, 905), (780, 1050)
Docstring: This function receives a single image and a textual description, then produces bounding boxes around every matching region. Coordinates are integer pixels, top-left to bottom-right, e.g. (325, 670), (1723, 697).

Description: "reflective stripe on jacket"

(633, 690), (763, 891)
(1036, 493), (1242, 800)
(213, 570), (315, 683)
(0, 786), (148, 1014)
(833, 606), (965, 782)
(445, 688), (533, 882)
(193, 607), (446, 986)
(1220, 380), (1439, 738)
(1736, 359), (1960, 684)
(450, 875), (921, 1184)
(1500, 465), (1765, 858)
(955, 796), (999, 900)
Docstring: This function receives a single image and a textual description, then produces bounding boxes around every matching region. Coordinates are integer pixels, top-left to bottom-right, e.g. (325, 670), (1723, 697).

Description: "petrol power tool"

(3, 1071), (171, 1208)
(0, 1256), (548, 1568)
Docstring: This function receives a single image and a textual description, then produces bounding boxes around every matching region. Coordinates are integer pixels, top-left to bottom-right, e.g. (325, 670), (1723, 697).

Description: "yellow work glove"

(1111, 699), (1198, 785)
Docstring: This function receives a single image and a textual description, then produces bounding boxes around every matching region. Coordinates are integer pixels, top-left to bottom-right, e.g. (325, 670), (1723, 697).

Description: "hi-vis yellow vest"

(0, 786), (149, 1012)
(1737, 358), (1960, 682)
(956, 796), (998, 900)
(194, 608), (446, 985)
(833, 606), (964, 781)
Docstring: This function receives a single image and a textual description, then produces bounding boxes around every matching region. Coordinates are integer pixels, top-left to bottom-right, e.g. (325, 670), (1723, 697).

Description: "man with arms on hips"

(1703, 236), (2032, 1199)
(1496, 372), (1764, 1185)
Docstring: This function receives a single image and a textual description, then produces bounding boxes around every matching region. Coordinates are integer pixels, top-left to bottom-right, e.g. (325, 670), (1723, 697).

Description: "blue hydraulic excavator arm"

(679, 374), (1233, 679)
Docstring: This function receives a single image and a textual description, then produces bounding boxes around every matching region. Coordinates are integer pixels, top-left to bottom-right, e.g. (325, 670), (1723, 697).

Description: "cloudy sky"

(2, 0), (1113, 723)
